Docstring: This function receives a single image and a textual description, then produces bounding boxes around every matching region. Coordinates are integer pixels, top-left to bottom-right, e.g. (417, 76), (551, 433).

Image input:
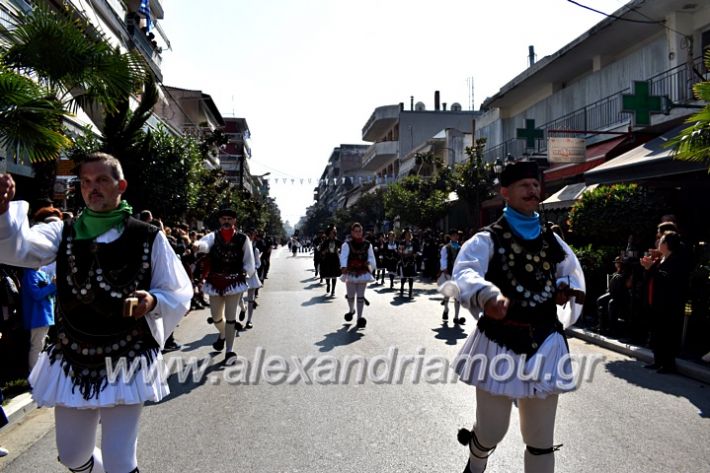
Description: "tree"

(384, 175), (448, 229)
(668, 49), (710, 164)
(0, 6), (146, 163)
(452, 137), (498, 227)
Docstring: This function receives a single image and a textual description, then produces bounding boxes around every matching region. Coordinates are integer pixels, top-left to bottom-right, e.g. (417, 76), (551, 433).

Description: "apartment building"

(473, 0), (710, 232)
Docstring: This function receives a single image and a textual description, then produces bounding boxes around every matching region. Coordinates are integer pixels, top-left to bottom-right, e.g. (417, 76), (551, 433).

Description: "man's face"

(501, 178), (541, 216)
(219, 216), (236, 228)
(80, 161), (126, 212)
(450, 233), (460, 243)
(351, 227), (363, 239)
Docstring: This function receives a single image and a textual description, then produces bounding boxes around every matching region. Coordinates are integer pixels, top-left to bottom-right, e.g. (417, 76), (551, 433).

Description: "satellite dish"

(451, 102), (462, 111)
(415, 101), (426, 111)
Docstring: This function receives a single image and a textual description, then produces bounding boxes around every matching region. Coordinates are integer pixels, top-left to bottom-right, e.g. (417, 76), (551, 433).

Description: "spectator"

(21, 266), (56, 370)
(640, 231), (688, 373)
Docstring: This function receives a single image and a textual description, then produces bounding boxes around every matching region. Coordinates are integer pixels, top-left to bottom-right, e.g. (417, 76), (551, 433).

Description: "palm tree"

(668, 49), (710, 164)
(0, 6), (146, 163)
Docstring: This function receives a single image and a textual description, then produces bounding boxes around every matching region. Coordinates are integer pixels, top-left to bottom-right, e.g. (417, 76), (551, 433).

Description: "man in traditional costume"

(438, 229), (465, 325)
(240, 228), (262, 330)
(339, 223), (377, 328)
(442, 160), (585, 473)
(0, 153), (192, 473)
(195, 208), (255, 363)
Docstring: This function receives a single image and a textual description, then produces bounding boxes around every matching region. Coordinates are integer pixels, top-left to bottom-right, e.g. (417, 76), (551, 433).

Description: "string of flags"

(261, 175), (400, 186)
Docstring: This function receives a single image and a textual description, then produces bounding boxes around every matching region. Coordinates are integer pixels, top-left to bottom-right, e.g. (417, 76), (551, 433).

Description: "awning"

(585, 125), (707, 185)
(541, 183), (598, 210)
(544, 135), (628, 182)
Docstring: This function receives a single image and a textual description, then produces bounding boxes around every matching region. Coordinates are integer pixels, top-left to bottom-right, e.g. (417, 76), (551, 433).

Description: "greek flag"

(139, 0), (151, 31)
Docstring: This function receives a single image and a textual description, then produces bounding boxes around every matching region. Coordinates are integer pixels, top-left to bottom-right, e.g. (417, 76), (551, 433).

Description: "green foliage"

(0, 68), (72, 162)
(567, 183), (664, 247)
(667, 49), (710, 164)
(452, 138), (498, 224)
(384, 175), (448, 228)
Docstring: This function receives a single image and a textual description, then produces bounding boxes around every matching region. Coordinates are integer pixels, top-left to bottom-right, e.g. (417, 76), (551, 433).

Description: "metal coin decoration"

(65, 234), (151, 304)
(497, 232), (556, 306)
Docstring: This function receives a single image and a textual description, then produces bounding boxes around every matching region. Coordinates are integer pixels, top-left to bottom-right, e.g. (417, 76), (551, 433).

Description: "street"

(1, 246), (709, 473)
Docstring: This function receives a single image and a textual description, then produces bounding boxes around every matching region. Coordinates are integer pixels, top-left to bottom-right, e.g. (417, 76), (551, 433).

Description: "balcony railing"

(126, 17), (162, 81)
(482, 56), (705, 164)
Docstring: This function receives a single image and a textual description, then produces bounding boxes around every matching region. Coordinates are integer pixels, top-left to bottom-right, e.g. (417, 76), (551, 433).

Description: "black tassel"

(206, 317), (214, 324)
(457, 428), (472, 446)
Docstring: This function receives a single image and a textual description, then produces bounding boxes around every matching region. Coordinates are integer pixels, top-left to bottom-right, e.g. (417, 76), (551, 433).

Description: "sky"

(159, 0), (630, 226)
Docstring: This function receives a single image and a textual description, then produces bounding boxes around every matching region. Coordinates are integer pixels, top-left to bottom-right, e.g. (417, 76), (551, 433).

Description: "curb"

(567, 327), (710, 385)
(3, 392), (36, 427)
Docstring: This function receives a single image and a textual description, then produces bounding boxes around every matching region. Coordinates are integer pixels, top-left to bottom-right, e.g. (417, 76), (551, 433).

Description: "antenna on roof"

(467, 77), (474, 111)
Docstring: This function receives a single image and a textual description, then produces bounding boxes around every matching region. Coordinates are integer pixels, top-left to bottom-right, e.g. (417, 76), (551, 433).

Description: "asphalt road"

(1, 246), (709, 472)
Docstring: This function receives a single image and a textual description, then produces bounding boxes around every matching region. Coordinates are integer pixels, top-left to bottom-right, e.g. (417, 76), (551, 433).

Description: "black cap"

(216, 208), (237, 218)
(500, 160), (539, 187)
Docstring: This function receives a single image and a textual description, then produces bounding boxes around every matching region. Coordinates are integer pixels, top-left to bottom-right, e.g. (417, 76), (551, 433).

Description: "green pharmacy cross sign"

(622, 81), (664, 127)
(516, 119), (544, 149)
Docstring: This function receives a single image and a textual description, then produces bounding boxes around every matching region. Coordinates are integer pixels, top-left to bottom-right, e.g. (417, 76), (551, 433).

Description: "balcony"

(126, 17), (162, 81)
(362, 105), (400, 142)
(362, 141), (398, 171)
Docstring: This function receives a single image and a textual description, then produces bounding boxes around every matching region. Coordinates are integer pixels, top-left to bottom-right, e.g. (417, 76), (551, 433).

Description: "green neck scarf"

(73, 201), (134, 240)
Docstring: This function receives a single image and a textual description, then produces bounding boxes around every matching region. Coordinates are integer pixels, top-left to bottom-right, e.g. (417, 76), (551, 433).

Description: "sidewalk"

(566, 326), (710, 385)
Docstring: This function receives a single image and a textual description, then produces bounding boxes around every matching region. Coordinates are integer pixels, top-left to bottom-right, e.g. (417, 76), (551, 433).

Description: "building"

(221, 117), (254, 193)
(360, 92), (481, 187)
(472, 0), (710, 234)
(314, 144), (371, 212)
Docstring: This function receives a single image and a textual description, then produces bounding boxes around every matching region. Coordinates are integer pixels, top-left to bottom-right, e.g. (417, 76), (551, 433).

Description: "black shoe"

(442, 309), (449, 321)
(441, 300), (446, 306)
(239, 309), (246, 321)
(224, 351), (238, 365)
(644, 363), (660, 370)
(356, 317), (367, 328)
(245, 321), (253, 329)
(454, 317), (466, 325)
(344, 311), (354, 322)
(253, 301), (258, 309)
(212, 337), (226, 351)
(235, 322), (244, 331)
(161, 342), (181, 353)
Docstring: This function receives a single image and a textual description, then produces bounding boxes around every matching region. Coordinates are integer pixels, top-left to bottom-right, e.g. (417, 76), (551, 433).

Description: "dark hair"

(659, 231), (681, 252)
(77, 152), (124, 180)
(139, 210), (153, 222)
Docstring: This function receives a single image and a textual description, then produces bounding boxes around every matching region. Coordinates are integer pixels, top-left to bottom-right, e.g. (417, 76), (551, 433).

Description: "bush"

(568, 184), (664, 248)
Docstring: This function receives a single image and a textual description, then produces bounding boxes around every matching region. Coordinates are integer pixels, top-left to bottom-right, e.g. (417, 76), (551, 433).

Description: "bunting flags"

(260, 174), (398, 186)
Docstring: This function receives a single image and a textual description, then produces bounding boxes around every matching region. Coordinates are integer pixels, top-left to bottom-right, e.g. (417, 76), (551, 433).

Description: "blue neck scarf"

(503, 206), (541, 240)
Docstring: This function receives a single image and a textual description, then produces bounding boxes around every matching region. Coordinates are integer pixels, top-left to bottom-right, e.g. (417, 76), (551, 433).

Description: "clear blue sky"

(160, 0), (629, 225)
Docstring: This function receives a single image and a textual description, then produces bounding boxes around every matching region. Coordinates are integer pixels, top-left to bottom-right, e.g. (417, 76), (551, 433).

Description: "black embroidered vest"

(477, 216), (567, 356)
(346, 240), (371, 275)
(207, 231), (247, 275)
(52, 217), (159, 399)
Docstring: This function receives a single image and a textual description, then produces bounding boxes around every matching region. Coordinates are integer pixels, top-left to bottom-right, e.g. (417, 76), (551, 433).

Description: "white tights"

(55, 404), (142, 473)
(466, 389), (559, 473)
(345, 282), (367, 318)
(209, 293), (243, 352)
